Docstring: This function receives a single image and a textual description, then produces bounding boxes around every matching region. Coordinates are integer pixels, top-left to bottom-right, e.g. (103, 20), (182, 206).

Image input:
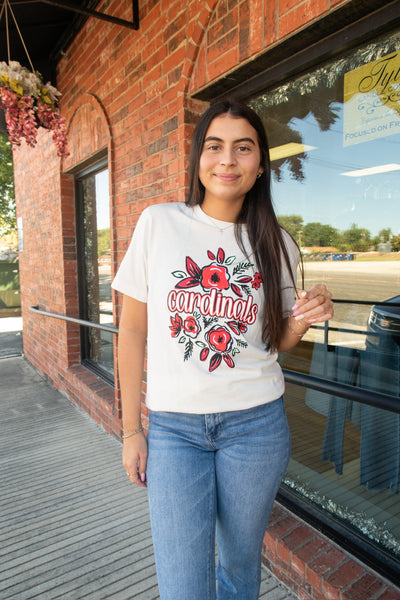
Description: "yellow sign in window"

(343, 50), (400, 146)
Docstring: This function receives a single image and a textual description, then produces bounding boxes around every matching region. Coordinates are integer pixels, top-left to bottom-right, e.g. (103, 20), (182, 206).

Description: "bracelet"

(123, 426), (143, 439)
(288, 323), (304, 338)
(288, 315), (309, 338)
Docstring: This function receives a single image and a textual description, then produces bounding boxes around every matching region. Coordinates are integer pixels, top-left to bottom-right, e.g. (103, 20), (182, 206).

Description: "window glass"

(78, 166), (113, 378)
(250, 30), (400, 559)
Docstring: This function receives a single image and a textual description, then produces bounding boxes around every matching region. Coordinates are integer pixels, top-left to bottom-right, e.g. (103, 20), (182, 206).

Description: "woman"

(112, 100), (333, 600)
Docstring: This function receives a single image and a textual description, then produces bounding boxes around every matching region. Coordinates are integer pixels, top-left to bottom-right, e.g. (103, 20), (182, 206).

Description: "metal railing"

(282, 369), (400, 414)
(29, 305), (118, 334)
(30, 299), (400, 413)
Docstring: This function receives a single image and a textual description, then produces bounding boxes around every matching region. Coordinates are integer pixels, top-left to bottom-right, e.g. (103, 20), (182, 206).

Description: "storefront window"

(76, 163), (113, 379)
(250, 30), (400, 560)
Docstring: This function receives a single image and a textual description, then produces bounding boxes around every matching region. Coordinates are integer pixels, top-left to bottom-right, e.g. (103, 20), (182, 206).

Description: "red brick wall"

(190, 0), (349, 93)
(263, 505), (400, 600)
(14, 130), (69, 379)
(13, 0), (400, 597)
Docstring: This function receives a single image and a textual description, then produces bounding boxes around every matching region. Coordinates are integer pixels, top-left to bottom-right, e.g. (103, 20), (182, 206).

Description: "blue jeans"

(146, 397), (291, 600)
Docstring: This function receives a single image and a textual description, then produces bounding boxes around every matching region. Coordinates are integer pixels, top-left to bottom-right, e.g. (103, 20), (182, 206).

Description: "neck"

(201, 197), (244, 223)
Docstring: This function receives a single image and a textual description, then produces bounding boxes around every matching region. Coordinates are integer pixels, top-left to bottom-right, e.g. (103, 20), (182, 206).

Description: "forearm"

(117, 296), (148, 435)
(278, 315), (310, 353)
(117, 297), (148, 486)
(118, 325), (146, 433)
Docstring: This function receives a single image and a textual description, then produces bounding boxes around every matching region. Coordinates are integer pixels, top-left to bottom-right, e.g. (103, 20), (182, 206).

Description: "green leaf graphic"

(172, 271), (187, 278)
(235, 338), (248, 348)
(184, 339), (193, 361)
(225, 256), (236, 265)
(195, 341), (207, 348)
(233, 261), (253, 275)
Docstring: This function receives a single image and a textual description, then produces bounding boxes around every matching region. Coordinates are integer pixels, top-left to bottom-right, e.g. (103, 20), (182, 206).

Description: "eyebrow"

(204, 136), (256, 145)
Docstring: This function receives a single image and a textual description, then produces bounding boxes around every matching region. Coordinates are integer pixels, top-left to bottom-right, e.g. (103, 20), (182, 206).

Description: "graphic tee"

(112, 202), (299, 414)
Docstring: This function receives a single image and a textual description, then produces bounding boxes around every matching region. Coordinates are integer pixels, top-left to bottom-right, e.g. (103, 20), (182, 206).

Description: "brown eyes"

(204, 144), (252, 153)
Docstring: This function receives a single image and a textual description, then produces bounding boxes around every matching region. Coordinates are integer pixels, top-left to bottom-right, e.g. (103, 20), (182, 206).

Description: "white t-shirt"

(112, 202), (299, 414)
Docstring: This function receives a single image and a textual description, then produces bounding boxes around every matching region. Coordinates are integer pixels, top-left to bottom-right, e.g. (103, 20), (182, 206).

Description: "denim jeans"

(146, 397), (291, 600)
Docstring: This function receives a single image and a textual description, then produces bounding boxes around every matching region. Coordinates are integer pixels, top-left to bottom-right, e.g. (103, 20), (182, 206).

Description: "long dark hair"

(186, 99), (301, 352)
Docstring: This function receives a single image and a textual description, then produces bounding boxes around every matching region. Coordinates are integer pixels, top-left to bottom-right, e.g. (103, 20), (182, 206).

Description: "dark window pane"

(78, 167), (113, 378)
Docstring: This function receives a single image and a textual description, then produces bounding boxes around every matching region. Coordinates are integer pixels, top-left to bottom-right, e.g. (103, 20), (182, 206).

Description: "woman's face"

(199, 114), (263, 212)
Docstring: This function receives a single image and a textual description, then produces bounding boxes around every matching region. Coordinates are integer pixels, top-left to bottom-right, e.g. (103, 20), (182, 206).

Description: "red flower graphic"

(200, 348), (209, 361)
(175, 256), (202, 289)
(252, 272), (263, 289)
(231, 283), (242, 297)
(201, 264), (230, 291)
(227, 320), (247, 335)
(183, 316), (201, 339)
(206, 325), (233, 353)
(169, 248), (255, 371)
(223, 354), (235, 368)
(209, 353), (222, 372)
(169, 313), (183, 337)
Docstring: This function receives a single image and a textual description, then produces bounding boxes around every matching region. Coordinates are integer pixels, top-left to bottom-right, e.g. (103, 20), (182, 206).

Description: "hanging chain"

(5, 0), (10, 63)
(0, 0), (36, 71)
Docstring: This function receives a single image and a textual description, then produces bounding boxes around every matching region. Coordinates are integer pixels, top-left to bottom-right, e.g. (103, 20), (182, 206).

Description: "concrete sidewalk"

(0, 316), (23, 359)
(0, 355), (297, 600)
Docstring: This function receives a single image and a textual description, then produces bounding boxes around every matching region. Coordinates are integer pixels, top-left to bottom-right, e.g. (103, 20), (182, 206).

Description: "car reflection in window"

(366, 295), (400, 352)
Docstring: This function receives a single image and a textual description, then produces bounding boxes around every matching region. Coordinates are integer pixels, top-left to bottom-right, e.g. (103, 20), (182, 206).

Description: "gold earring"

(257, 172), (262, 179)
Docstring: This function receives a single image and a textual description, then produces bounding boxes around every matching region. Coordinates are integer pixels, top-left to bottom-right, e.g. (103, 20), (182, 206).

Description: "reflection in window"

(77, 165), (113, 379)
(251, 30), (400, 560)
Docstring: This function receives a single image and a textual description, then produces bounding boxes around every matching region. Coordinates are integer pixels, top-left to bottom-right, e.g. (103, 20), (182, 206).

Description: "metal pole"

(37, 0), (139, 30)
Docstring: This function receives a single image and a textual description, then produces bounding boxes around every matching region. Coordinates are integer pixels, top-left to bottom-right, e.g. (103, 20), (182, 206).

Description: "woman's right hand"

(123, 432), (148, 487)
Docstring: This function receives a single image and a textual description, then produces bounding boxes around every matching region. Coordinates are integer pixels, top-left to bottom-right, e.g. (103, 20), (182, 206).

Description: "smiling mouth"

(215, 173), (239, 181)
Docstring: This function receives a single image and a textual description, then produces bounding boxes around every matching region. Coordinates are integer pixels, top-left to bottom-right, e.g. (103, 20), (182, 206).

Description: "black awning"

(0, 1), (138, 82)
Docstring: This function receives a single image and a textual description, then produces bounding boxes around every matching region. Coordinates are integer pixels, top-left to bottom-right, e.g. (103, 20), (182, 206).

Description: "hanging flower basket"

(0, 61), (68, 157)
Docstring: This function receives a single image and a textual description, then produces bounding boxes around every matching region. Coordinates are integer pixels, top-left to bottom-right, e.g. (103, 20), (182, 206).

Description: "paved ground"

(0, 351), (297, 600)
(0, 316), (23, 359)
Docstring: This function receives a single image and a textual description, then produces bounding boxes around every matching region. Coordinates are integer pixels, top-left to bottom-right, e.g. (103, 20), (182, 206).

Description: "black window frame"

(74, 152), (114, 385)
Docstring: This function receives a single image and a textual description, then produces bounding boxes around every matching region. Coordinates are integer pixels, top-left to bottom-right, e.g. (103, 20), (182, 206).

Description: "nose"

(219, 147), (236, 166)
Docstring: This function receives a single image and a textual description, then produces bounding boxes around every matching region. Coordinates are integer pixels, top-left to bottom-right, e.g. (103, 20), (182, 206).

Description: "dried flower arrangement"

(0, 61), (68, 157)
